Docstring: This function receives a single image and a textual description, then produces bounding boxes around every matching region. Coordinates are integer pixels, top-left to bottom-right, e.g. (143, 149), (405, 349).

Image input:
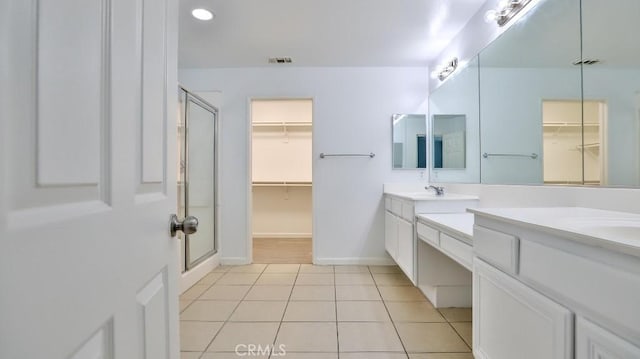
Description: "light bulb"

(484, 9), (498, 22)
(192, 8), (214, 21)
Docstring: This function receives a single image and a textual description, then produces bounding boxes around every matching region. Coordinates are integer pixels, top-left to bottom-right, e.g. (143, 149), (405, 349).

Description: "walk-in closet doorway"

(249, 99), (313, 263)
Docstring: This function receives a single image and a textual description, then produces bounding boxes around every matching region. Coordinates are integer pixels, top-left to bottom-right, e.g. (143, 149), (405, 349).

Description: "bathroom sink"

(557, 218), (640, 241)
(391, 192), (479, 201)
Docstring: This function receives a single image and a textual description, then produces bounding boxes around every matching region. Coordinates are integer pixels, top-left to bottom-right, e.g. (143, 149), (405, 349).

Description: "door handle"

(170, 214), (199, 237)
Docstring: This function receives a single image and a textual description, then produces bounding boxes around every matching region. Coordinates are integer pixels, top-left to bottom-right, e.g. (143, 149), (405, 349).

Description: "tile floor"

(180, 264), (473, 359)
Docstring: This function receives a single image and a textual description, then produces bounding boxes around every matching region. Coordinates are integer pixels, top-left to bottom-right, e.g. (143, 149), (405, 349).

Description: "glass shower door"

(184, 93), (217, 269)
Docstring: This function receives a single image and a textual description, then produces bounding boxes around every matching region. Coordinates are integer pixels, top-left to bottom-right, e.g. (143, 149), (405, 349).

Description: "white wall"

(179, 67), (429, 264)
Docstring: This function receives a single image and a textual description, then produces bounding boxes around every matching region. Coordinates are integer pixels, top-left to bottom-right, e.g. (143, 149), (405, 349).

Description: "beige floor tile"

(244, 285), (293, 301)
(206, 322), (280, 352)
(451, 322), (472, 348)
(409, 354), (473, 359)
(211, 265), (232, 273)
(181, 284), (210, 300)
(198, 272), (225, 285)
(200, 285), (251, 300)
(263, 264), (301, 273)
(284, 301), (336, 321)
(378, 286), (428, 302)
(338, 322), (404, 352)
(395, 323), (470, 353)
(274, 354), (338, 359)
(336, 285), (381, 301)
(334, 265), (369, 273)
(386, 302), (445, 323)
(299, 264), (334, 273)
(369, 265), (402, 274)
(373, 273), (413, 286)
(180, 299), (193, 313)
(295, 273), (335, 285)
(228, 264), (267, 273)
(229, 301), (287, 322)
(255, 273), (297, 285)
(438, 308), (472, 322)
(180, 321), (223, 352)
(201, 353), (268, 359)
(216, 273), (260, 285)
(180, 300), (239, 321)
(335, 273), (375, 285)
(337, 301), (390, 322)
(180, 352), (201, 359)
(341, 353), (408, 359)
(290, 285), (335, 301)
(275, 322), (338, 352)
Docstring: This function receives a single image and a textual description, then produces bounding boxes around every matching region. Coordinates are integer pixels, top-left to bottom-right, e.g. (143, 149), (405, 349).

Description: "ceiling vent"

(573, 59), (601, 65)
(268, 57), (293, 64)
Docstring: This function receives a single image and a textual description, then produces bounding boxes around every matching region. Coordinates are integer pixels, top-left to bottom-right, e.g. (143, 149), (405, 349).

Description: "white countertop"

(469, 207), (640, 257)
(417, 213), (474, 245)
(385, 190), (479, 202)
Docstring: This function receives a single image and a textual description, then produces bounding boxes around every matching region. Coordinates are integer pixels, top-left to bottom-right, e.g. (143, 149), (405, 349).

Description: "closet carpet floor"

(253, 238), (312, 264)
(180, 264), (473, 359)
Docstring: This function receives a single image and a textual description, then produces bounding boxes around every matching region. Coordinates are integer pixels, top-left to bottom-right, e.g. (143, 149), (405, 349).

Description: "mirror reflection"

(392, 114), (427, 169)
(479, 0), (581, 185)
(433, 115), (466, 169)
(429, 56), (480, 183)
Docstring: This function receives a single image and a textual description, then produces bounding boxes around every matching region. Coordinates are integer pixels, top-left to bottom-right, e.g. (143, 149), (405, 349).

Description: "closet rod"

(319, 152), (375, 159)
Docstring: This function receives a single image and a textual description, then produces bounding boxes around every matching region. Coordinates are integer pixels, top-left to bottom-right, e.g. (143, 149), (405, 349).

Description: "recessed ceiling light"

(192, 8), (214, 21)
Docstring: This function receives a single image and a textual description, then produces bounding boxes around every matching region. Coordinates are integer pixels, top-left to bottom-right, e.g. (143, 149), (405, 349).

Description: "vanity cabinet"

(384, 196), (415, 283)
(471, 207), (640, 359)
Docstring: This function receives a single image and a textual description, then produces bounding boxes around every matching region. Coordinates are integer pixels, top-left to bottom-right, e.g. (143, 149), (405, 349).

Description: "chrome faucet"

(426, 185), (445, 196)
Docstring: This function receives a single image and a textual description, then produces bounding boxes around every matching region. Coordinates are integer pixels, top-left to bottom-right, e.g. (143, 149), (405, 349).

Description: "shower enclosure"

(178, 87), (218, 271)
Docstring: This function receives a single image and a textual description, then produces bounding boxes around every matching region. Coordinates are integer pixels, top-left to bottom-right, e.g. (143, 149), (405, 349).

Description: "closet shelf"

(252, 181), (312, 187)
(252, 122), (312, 127)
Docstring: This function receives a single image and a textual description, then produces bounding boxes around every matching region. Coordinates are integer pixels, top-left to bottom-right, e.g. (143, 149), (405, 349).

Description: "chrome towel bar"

(482, 152), (538, 159)
(319, 152), (375, 159)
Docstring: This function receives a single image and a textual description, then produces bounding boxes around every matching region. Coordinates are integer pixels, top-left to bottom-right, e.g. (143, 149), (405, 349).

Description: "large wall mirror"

(392, 114), (427, 169)
(429, 56), (480, 183)
(428, 0), (640, 187)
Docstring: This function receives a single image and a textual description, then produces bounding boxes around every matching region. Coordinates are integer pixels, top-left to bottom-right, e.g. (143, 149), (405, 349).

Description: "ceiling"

(178, 0), (487, 68)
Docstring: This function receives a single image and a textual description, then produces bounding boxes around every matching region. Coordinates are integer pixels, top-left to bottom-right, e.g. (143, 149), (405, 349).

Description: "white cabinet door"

(473, 259), (573, 359)
(576, 317), (640, 359)
(1, 0), (179, 358)
(397, 217), (415, 283)
(385, 211), (398, 260)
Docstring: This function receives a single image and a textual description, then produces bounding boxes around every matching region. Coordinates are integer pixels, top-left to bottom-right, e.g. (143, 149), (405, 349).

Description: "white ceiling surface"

(179, 0), (487, 68)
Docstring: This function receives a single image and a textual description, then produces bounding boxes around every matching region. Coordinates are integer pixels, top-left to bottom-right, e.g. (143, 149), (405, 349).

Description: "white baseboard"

(180, 253), (220, 294)
(221, 257), (251, 265)
(313, 257), (396, 266)
(252, 233), (312, 239)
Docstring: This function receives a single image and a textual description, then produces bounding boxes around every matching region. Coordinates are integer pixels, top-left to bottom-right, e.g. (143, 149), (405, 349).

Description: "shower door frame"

(182, 86), (219, 271)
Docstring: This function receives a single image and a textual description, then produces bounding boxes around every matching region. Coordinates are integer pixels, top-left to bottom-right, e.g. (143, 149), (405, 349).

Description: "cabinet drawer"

(391, 198), (402, 216)
(520, 239), (640, 343)
(440, 233), (472, 271)
(417, 222), (439, 247)
(576, 316), (640, 359)
(474, 225), (519, 274)
(401, 201), (414, 222)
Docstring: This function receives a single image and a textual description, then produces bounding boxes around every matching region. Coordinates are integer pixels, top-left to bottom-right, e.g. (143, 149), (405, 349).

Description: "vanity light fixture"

(436, 58), (459, 81)
(192, 8), (214, 21)
(485, 0), (533, 26)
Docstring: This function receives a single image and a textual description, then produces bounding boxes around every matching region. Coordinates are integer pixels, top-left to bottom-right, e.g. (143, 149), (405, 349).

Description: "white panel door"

(0, 0), (179, 358)
(397, 217), (415, 283)
(385, 211), (398, 260)
(473, 259), (573, 359)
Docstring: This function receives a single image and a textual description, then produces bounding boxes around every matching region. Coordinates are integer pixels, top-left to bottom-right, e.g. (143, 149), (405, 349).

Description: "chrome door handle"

(170, 214), (199, 237)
